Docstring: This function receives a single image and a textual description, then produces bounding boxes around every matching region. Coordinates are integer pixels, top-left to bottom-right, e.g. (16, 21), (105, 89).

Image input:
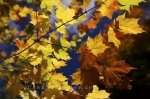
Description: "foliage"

(0, 0), (147, 99)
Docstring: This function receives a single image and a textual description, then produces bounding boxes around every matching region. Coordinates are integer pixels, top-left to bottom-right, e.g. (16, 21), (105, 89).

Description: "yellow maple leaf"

(29, 54), (42, 66)
(40, 0), (61, 12)
(55, 21), (66, 34)
(108, 27), (120, 48)
(87, 34), (108, 56)
(60, 37), (71, 50)
(86, 85), (110, 99)
(98, 0), (119, 19)
(47, 58), (66, 71)
(119, 0), (144, 11)
(38, 44), (53, 56)
(56, 6), (76, 24)
(53, 49), (71, 61)
(117, 14), (145, 34)
(48, 73), (72, 91)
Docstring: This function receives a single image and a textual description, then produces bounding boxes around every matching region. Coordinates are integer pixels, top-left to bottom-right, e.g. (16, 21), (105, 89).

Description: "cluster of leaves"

(0, 0), (146, 99)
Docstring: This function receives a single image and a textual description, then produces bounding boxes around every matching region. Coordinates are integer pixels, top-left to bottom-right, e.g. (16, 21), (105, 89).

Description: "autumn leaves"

(0, 0), (146, 98)
(71, 0), (145, 97)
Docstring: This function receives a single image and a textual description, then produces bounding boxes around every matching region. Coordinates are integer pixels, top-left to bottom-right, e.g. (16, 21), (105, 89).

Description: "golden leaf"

(47, 73), (72, 91)
(56, 6), (76, 24)
(108, 27), (120, 48)
(53, 49), (71, 61)
(117, 14), (145, 34)
(40, 0), (61, 12)
(55, 21), (66, 34)
(86, 34), (108, 56)
(119, 0), (144, 11)
(86, 85), (110, 99)
(29, 54), (42, 66)
(47, 58), (66, 71)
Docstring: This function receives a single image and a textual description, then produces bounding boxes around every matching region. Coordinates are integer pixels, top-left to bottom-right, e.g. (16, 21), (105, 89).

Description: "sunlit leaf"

(86, 85), (110, 99)
(29, 54), (42, 66)
(55, 21), (66, 34)
(53, 49), (71, 60)
(48, 73), (72, 91)
(86, 34), (108, 56)
(108, 27), (120, 48)
(56, 6), (76, 24)
(41, 0), (61, 12)
(117, 14), (145, 34)
(119, 0), (144, 11)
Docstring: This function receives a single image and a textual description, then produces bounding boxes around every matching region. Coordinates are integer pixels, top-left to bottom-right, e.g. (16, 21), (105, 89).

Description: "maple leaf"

(38, 44), (53, 56)
(97, 47), (135, 88)
(78, 47), (101, 93)
(71, 69), (83, 85)
(103, 60), (134, 88)
(60, 37), (71, 50)
(98, 0), (119, 19)
(86, 85), (110, 99)
(29, 53), (42, 66)
(56, 6), (76, 24)
(16, 39), (27, 48)
(86, 34), (109, 56)
(117, 14), (145, 34)
(47, 73), (72, 91)
(53, 49), (71, 61)
(108, 27), (120, 48)
(55, 21), (66, 34)
(119, 0), (144, 11)
(47, 58), (66, 71)
(40, 0), (61, 12)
